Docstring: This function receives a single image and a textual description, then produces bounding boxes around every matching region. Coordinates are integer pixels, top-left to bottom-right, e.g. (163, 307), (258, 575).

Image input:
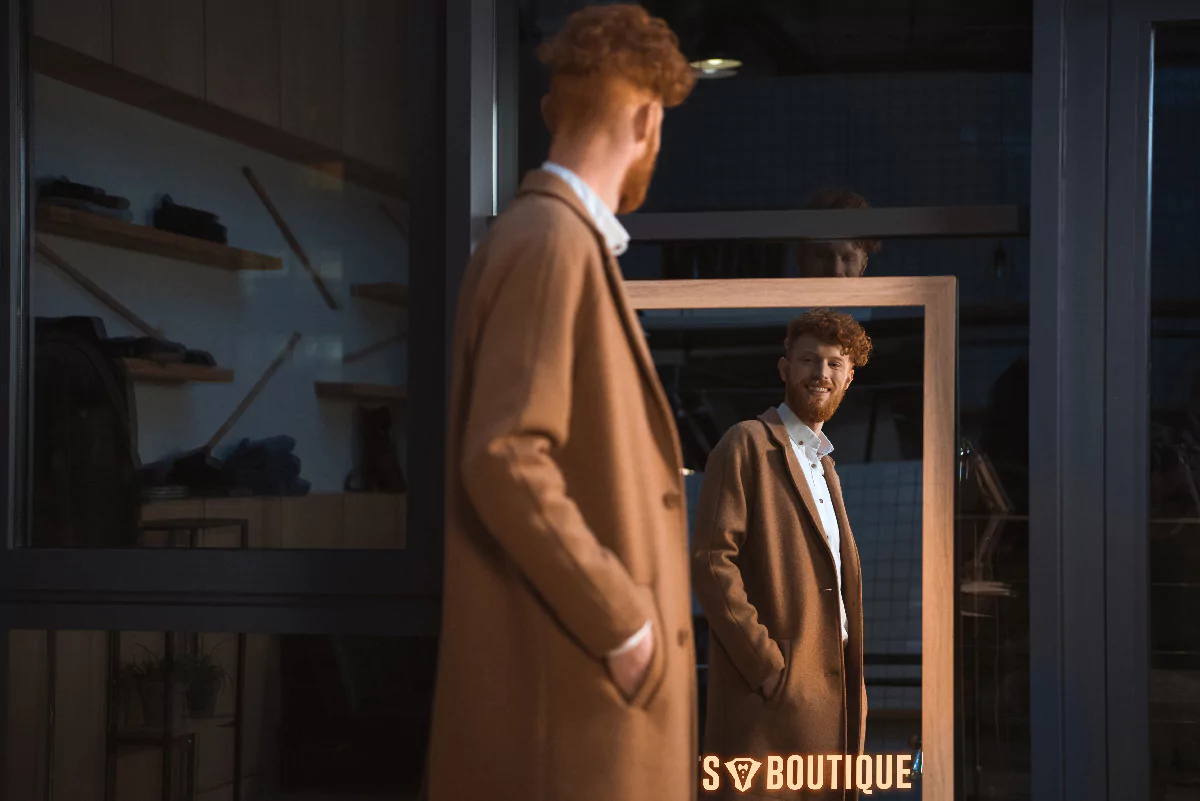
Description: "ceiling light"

(689, 56), (743, 78)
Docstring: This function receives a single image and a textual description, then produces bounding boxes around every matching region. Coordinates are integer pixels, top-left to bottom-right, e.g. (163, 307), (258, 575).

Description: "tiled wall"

(650, 73), (1031, 212)
(840, 461), (924, 704)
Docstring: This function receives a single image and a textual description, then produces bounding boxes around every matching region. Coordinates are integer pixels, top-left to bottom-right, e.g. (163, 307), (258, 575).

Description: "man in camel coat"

(693, 310), (873, 799)
(428, 6), (698, 801)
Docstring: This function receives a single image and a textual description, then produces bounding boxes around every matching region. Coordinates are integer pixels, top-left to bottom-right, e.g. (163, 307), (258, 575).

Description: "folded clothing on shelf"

(101, 336), (217, 367)
(39, 176), (134, 222)
(140, 436), (312, 498)
(222, 436), (311, 497)
(153, 195), (228, 244)
(39, 316), (217, 366)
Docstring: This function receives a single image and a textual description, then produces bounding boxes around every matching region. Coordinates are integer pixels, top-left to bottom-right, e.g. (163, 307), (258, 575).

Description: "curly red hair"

(784, 309), (873, 369)
(538, 4), (695, 134)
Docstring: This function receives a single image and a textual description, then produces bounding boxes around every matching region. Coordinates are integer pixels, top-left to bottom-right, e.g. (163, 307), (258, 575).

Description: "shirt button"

(662, 491), (681, 509)
(819, 498), (824, 504)
(677, 628), (689, 647)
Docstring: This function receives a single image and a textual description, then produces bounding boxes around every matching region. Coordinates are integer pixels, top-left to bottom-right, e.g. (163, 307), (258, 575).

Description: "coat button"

(677, 628), (689, 647)
(662, 491), (682, 509)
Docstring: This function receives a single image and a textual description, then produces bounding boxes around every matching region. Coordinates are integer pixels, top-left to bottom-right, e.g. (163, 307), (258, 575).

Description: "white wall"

(33, 76), (408, 492)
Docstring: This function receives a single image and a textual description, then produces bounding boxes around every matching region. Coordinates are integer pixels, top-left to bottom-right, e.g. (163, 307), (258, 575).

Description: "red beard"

(617, 142), (659, 214)
(789, 382), (847, 425)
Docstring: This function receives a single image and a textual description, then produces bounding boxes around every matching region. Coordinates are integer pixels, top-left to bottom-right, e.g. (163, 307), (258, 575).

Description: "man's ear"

(541, 94), (553, 129)
(777, 355), (789, 385)
(632, 100), (662, 144)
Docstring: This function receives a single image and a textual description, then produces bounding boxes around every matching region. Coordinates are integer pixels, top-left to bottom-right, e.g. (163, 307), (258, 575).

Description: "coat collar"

(517, 169), (603, 240)
(517, 169), (682, 473)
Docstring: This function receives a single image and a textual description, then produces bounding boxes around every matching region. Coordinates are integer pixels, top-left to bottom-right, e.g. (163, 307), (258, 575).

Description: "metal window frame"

(629, 275), (958, 801)
(1030, 2), (1199, 800)
(1106, 3), (1199, 801)
(1027, 2), (1106, 800)
(0, 0), (493, 622)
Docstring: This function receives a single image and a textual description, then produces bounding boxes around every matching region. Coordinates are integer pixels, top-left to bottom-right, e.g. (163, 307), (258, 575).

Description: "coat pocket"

(614, 585), (669, 710)
(764, 638), (793, 709)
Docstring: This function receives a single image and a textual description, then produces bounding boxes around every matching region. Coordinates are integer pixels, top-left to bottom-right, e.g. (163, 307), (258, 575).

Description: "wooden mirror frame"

(627, 276), (957, 800)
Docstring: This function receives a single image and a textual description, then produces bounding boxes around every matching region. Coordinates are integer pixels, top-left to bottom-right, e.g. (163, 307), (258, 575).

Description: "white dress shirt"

(541, 162), (648, 658)
(778, 403), (849, 643)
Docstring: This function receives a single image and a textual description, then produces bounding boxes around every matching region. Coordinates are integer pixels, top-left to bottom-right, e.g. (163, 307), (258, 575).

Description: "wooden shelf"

(314, 382), (407, 402)
(123, 359), (234, 384)
(37, 204), (281, 272)
(351, 282), (409, 308)
(32, 36), (407, 201)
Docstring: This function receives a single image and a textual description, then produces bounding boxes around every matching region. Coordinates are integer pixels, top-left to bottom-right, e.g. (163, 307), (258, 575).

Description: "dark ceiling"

(523, 0), (1035, 74)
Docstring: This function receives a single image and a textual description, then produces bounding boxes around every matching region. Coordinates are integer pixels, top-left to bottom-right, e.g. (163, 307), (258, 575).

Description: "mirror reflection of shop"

(27, 0), (411, 551)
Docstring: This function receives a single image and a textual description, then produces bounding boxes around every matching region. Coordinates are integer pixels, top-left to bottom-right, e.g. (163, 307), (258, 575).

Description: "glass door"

(1105, 4), (1200, 800)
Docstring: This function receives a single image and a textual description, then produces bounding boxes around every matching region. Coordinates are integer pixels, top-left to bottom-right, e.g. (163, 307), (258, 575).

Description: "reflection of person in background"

(430, 5), (698, 801)
(692, 310), (871, 799)
(795, 189), (883, 278)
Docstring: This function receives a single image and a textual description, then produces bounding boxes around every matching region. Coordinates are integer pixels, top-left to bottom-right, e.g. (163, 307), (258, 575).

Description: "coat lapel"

(824, 458), (863, 605)
(758, 408), (838, 570)
(517, 171), (682, 471)
(599, 253), (683, 468)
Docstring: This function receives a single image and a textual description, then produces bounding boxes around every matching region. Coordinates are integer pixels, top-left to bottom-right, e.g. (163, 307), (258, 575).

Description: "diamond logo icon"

(724, 757), (762, 793)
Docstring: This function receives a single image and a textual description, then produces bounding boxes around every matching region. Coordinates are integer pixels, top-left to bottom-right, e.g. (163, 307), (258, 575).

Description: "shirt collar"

(541, 162), (630, 256)
(778, 402), (835, 458)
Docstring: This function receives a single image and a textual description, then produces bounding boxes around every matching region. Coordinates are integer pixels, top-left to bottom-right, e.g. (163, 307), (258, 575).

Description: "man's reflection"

(795, 189), (882, 278)
(691, 310), (871, 796)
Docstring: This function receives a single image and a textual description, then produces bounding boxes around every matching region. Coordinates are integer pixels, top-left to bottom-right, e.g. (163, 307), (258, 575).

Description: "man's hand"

(761, 666), (784, 699)
(606, 626), (655, 699)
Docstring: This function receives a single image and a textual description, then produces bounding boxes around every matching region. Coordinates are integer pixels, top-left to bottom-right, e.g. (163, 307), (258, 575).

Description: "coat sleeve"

(691, 427), (785, 690)
(459, 221), (652, 660)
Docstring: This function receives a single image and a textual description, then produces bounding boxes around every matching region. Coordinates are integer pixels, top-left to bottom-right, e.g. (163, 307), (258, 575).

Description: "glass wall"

(1148, 23), (1200, 801)
(517, 2), (1032, 797)
(26, 0), (410, 550)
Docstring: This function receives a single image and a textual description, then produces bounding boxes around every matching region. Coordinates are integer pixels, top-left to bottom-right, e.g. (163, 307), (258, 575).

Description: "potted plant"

(177, 643), (231, 718)
(120, 650), (183, 728)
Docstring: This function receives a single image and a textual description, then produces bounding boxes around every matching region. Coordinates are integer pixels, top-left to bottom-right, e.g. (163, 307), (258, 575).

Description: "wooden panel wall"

(112, 0), (204, 97)
(204, 0), (282, 127)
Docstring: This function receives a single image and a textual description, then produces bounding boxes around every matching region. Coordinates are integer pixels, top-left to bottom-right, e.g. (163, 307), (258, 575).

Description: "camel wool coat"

(428, 170), (697, 801)
(692, 408), (866, 800)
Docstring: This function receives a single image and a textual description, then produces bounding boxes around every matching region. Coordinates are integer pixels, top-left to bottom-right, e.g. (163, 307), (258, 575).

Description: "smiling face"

(777, 333), (854, 427)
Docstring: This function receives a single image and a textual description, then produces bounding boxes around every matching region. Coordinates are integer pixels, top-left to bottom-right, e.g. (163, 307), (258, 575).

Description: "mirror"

(628, 278), (953, 798)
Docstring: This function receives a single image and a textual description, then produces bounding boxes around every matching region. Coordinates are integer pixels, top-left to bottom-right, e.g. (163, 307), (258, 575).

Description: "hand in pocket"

(606, 625), (655, 699)
(761, 666), (784, 699)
